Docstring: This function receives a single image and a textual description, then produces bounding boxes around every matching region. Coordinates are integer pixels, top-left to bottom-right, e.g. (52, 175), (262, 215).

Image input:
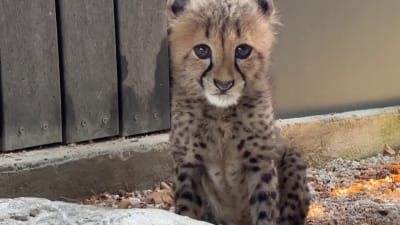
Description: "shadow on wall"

(118, 36), (170, 135)
(153, 37), (171, 126)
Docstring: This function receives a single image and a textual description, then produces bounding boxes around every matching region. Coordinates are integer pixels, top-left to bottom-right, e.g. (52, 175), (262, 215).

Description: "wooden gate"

(0, 0), (170, 151)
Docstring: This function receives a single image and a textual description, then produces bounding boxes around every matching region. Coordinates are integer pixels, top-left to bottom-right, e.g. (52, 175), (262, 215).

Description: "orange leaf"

(392, 174), (400, 183)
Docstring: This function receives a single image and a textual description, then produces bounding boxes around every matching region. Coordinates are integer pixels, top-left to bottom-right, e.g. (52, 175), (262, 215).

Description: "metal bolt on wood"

(153, 112), (159, 120)
(18, 127), (25, 135)
(42, 123), (49, 130)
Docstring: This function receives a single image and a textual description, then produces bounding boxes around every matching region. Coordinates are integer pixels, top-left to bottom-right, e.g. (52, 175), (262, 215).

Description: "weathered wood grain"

(116, 0), (170, 136)
(0, 0), (61, 151)
(58, 0), (119, 143)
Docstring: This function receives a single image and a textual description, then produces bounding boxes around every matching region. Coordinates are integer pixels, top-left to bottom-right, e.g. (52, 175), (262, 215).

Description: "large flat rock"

(0, 198), (211, 225)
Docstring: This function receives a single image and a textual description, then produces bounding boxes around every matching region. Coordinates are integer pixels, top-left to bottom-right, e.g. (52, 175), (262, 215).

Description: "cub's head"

(167, 0), (278, 108)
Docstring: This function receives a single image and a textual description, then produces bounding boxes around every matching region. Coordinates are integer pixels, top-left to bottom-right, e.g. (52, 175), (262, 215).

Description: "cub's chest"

(203, 158), (248, 220)
(198, 120), (246, 192)
(197, 118), (237, 157)
(205, 158), (244, 189)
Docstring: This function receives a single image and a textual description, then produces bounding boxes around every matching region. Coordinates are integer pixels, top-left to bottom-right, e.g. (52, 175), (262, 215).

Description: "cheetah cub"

(167, 0), (311, 224)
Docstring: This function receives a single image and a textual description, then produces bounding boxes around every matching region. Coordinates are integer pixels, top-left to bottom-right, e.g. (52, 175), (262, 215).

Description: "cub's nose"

(213, 79), (234, 92)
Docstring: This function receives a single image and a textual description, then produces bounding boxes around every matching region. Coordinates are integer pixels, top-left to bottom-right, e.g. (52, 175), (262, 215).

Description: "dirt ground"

(81, 154), (400, 225)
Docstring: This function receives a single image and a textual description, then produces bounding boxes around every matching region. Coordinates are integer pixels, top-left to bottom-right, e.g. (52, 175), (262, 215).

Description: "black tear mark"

(199, 58), (213, 88)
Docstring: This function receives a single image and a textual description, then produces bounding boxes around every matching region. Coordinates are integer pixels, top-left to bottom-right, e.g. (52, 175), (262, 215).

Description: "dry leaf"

(160, 181), (172, 190)
(99, 192), (112, 200)
(392, 174), (400, 183)
(117, 189), (127, 197)
(388, 164), (400, 174)
(146, 190), (174, 205)
(375, 170), (389, 179)
(132, 202), (147, 208)
(118, 199), (131, 209)
(82, 197), (97, 205)
(384, 144), (396, 156)
(154, 183), (161, 191)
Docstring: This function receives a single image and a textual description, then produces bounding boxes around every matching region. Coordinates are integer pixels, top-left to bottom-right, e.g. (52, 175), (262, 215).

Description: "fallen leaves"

(82, 182), (175, 211)
(80, 154), (400, 225)
(145, 182), (174, 205)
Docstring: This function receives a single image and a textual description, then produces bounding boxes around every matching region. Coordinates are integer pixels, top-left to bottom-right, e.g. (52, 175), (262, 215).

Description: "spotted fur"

(167, 0), (310, 224)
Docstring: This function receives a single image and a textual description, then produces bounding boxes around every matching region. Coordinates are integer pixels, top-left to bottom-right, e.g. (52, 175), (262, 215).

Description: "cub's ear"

(256, 0), (275, 16)
(167, 0), (190, 21)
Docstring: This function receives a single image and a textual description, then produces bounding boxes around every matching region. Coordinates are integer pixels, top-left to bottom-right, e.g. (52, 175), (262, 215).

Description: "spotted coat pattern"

(167, 0), (311, 224)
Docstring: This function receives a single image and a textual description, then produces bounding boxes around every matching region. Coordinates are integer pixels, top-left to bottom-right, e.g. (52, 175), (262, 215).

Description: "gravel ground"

(82, 154), (400, 225)
(307, 154), (400, 225)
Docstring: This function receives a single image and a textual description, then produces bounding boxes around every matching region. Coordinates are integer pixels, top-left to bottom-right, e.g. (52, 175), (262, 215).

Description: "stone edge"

(1, 105), (399, 171)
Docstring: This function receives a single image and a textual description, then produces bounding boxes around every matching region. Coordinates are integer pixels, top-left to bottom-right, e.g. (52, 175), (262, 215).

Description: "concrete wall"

(272, 0), (400, 118)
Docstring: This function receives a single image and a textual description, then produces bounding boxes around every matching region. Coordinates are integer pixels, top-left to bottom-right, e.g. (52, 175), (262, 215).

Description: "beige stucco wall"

(272, 0), (400, 118)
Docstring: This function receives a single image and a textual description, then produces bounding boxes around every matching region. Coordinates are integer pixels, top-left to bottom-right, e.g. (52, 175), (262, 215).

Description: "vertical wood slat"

(0, 0), (62, 151)
(116, 0), (170, 136)
(58, 0), (119, 143)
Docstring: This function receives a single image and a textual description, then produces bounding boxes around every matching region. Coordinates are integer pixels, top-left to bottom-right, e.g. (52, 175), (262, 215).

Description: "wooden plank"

(116, 0), (170, 136)
(0, 0), (62, 151)
(58, 0), (119, 143)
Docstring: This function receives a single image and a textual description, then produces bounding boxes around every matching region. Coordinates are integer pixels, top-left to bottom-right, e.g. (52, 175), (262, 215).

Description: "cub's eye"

(235, 44), (253, 59)
(193, 44), (211, 59)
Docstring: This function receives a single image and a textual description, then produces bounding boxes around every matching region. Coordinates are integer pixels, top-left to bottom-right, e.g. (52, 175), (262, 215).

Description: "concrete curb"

(1, 106), (399, 200)
(0, 134), (169, 173)
(0, 134), (172, 200)
(278, 106), (400, 166)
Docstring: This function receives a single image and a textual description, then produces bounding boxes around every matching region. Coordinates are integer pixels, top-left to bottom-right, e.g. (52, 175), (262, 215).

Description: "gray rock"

(0, 198), (212, 225)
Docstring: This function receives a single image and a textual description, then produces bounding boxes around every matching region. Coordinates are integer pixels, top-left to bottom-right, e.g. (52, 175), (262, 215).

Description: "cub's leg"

(278, 150), (311, 225)
(174, 163), (205, 220)
(246, 162), (280, 225)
